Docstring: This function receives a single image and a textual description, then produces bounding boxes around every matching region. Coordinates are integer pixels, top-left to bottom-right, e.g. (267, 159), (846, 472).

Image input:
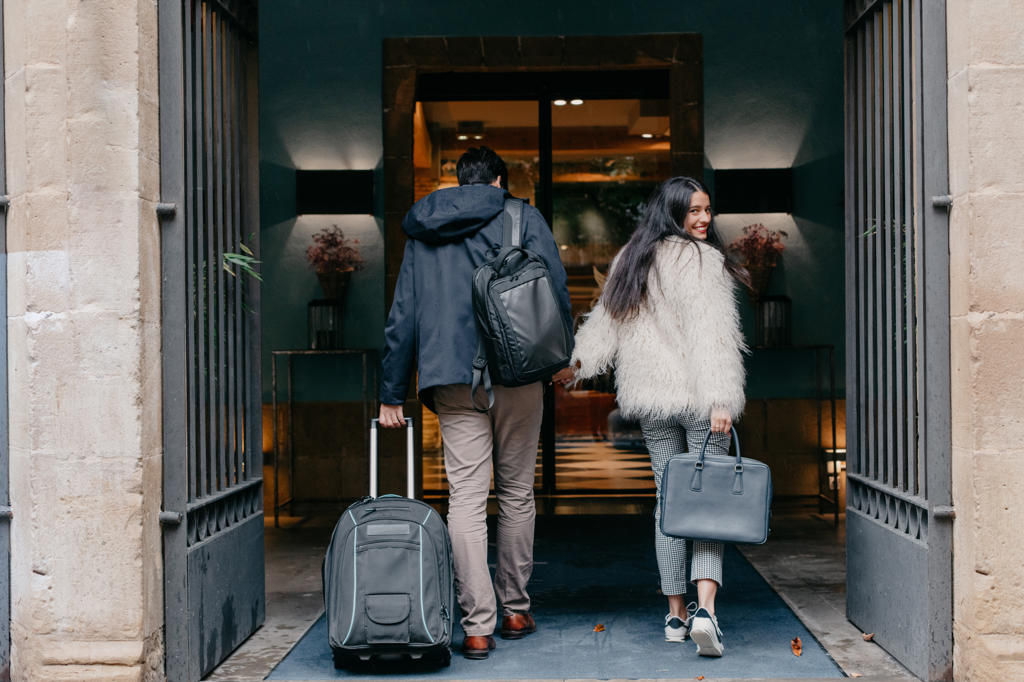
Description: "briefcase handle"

(696, 426), (742, 469)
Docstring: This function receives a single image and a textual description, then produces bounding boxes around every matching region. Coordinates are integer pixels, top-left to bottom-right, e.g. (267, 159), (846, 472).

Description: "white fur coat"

(572, 237), (747, 420)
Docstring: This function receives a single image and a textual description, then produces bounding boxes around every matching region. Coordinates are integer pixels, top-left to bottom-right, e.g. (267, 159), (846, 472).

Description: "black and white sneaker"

(664, 602), (697, 642)
(689, 607), (724, 657)
(664, 614), (689, 642)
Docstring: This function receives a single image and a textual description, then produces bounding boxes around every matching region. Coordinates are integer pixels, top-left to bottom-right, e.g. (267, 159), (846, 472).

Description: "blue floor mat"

(267, 516), (842, 680)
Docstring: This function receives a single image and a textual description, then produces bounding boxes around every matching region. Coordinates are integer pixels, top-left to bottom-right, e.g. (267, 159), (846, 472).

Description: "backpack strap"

(502, 198), (523, 247)
(470, 338), (494, 412)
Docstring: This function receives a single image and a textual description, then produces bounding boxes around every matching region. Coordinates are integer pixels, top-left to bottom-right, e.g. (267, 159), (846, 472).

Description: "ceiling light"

(641, 133), (654, 139)
(455, 120), (485, 142)
(553, 99), (567, 106)
(570, 98), (584, 106)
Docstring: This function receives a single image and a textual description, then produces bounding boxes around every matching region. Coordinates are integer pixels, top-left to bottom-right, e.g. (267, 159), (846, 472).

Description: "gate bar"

(195, 0), (210, 502)
(901, 0), (918, 496)
(881, 3), (895, 488)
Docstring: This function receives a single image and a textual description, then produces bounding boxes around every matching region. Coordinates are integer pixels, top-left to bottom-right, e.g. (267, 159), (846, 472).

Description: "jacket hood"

(402, 184), (508, 245)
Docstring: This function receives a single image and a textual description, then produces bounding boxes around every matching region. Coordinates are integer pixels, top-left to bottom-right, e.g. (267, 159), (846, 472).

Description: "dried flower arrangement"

(306, 225), (365, 274)
(727, 223), (788, 299)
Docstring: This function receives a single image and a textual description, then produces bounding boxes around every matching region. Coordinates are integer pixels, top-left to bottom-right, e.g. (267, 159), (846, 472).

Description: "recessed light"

(457, 134), (469, 141)
(553, 99), (567, 106)
(473, 134), (484, 140)
(570, 98), (584, 106)
(641, 133), (654, 139)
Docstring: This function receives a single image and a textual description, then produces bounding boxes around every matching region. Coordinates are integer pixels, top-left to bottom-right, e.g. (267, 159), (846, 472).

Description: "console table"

(270, 349), (378, 527)
(752, 344), (842, 527)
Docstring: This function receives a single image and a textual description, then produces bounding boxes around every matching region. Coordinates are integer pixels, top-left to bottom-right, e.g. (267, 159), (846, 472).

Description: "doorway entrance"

(382, 37), (704, 500)
(412, 71), (676, 497)
(173, 19), (951, 682)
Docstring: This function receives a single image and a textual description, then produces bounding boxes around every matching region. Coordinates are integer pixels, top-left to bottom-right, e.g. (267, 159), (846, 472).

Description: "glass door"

(413, 100), (540, 494)
(549, 98), (671, 493)
(413, 73), (672, 497)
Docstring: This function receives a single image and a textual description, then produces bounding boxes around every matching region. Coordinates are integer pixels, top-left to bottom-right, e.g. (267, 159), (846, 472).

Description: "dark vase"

(308, 300), (344, 349)
(755, 294), (791, 347)
(316, 270), (353, 301)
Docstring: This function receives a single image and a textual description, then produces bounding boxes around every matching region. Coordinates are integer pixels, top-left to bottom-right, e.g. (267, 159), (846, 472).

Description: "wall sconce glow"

(295, 170), (374, 215)
(553, 99), (567, 106)
(570, 98), (584, 106)
(457, 134), (469, 141)
(473, 134), (484, 140)
(641, 133), (654, 139)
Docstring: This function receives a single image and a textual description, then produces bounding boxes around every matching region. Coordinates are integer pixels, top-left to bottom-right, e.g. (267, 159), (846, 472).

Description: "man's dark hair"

(456, 146), (508, 189)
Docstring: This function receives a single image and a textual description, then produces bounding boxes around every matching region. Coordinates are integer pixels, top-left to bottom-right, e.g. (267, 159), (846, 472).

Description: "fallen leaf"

(593, 623), (605, 632)
(791, 636), (803, 656)
(862, 632), (875, 641)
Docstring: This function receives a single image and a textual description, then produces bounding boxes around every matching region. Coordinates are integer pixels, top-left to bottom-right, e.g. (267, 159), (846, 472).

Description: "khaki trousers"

(432, 382), (543, 636)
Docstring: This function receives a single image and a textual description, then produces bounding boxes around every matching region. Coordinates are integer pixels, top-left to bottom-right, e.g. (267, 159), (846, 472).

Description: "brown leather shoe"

(463, 635), (496, 660)
(500, 612), (537, 639)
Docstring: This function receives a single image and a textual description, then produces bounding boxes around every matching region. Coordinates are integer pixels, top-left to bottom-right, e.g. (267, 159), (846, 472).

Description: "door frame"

(382, 34), (704, 496)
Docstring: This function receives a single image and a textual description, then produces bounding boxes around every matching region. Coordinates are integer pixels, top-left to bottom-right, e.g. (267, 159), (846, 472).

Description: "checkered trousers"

(639, 413), (729, 595)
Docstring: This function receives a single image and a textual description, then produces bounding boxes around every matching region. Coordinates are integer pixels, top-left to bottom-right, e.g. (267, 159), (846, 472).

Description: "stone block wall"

(4, 0), (163, 679)
(947, 1), (1024, 679)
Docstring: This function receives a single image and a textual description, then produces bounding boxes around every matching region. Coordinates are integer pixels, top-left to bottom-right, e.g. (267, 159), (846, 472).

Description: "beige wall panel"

(964, 0), (1024, 66)
(948, 317), (973, 451)
(949, 1), (1024, 676)
(965, 67), (1024, 194)
(968, 454), (1024, 632)
(5, 0), (164, 677)
(968, 316), (1024, 452)
(945, 0), (970, 76)
(963, 194), (1024, 314)
(945, 68), (969, 203)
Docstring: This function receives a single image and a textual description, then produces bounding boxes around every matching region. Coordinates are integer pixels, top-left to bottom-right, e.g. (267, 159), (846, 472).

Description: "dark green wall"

(259, 0), (845, 403)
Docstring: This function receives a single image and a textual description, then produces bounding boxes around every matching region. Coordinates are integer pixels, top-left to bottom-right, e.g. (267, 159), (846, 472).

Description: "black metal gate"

(158, 1), (262, 680)
(0, 1), (10, 678)
(843, 1), (952, 679)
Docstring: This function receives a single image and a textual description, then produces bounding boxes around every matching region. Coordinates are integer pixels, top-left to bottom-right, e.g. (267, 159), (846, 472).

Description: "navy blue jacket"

(379, 183), (573, 408)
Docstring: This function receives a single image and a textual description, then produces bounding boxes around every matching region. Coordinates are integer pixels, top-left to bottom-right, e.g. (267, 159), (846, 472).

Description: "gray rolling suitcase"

(323, 418), (454, 668)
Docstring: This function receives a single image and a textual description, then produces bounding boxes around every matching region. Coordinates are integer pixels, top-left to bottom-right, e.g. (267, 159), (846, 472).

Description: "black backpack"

(470, 198), (572, 411)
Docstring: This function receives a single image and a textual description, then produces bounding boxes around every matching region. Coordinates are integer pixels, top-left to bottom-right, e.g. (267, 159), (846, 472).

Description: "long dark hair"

(601, 176), (749, 321)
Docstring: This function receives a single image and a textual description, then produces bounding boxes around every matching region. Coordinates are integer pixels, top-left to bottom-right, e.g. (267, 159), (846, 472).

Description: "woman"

(565, 176), (748, 657)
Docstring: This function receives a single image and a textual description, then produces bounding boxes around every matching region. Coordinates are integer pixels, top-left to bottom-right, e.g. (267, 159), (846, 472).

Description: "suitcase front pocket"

(365, 593), (411, 644)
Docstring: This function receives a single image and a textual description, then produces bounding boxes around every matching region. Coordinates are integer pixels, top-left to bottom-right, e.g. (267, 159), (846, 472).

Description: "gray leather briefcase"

(659, 427), (772, 545)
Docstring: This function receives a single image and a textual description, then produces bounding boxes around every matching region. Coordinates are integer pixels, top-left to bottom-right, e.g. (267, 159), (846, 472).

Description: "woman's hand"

(551, 360), (581, 387)
(379, 403), (405, 428)
(710, 407), (732, 433)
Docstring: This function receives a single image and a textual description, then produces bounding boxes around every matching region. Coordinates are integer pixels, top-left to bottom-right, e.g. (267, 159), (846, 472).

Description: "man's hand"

(379, 403), (405, 428)
(710, 407), (732, 434)
(551, 366), (576, 386)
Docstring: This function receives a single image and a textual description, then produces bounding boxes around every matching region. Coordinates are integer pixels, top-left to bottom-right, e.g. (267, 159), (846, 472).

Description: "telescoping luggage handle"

(369, 417), (415, 499)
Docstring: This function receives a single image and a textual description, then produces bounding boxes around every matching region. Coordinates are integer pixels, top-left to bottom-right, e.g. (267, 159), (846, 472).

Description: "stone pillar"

(4, 0), (163, 680)
(947, 1), (1024, 679)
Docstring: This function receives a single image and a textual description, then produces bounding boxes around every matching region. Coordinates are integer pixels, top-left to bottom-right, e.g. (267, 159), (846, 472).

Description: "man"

(378, 146), (573, 660)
